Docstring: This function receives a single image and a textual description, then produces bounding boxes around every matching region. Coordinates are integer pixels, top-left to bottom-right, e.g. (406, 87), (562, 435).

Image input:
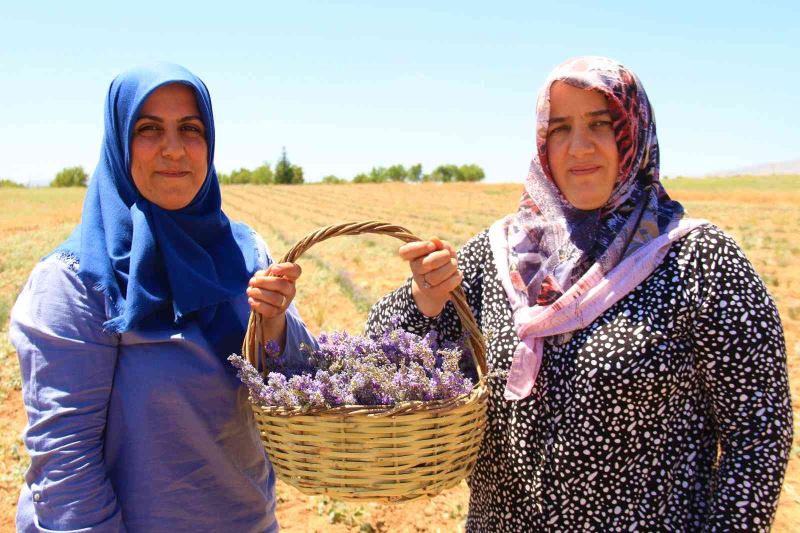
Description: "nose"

(568, 125), (595, 157)
(161, 129), (185, 159)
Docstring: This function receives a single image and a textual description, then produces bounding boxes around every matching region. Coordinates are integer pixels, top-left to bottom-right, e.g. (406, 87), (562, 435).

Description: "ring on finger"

(280, 295), (287, 308)
(422, 274), (432, 289)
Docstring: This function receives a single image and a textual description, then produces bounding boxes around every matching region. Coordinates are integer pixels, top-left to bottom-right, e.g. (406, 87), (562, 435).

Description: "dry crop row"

(0, 181), (797, 531)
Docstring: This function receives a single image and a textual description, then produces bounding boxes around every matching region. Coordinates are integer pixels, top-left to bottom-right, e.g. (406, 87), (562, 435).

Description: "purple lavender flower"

(264, 340), (281, 358)
(230, 323), (475, 409)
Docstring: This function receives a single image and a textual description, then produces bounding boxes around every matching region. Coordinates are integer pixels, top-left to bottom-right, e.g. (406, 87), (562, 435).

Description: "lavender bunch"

(228, 322), (474, 409)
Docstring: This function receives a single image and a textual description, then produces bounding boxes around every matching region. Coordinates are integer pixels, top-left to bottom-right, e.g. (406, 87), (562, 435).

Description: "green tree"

(322, 175), (346, 184)
(429, 164), (461, 183)
(51, 166), (88, 187)
(407, 163), (423, 183)
(0, 178), (24, 188)
(457, 164), (485, 182)
(290, 164), (304, 184)
(352, 173), (370, 183)
(368, 166), (388, 183)
(386, 164), (407, 182)
(251, 163), (273, 185)
(275, 147), (304, 184)
(229, 168), (253, 184)
(218, 171), (231, 184)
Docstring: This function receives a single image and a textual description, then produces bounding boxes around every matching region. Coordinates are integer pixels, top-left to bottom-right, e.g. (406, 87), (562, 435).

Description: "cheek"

(545, 139), (567, 177)
(189, 140), (209, 179)
(130, 140), (155, 187)
(604, 138), (620, 182)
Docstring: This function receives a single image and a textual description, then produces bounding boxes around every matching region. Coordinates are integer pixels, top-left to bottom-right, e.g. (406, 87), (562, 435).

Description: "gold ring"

(422, 275), (432, 289)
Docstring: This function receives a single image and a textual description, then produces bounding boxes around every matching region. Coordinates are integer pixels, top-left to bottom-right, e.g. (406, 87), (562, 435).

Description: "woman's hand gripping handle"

(399, 238), (463, 318)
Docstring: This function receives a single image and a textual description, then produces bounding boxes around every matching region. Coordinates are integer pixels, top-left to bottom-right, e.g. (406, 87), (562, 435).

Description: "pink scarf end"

(503, 338), (543, 401)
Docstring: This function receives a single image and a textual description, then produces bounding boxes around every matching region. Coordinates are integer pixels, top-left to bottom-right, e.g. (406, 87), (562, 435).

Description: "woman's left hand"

(246, 262), (302, 320)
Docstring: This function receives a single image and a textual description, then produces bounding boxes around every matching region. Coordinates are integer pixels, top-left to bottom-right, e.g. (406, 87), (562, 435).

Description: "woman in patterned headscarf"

(366, 56), (792, 531)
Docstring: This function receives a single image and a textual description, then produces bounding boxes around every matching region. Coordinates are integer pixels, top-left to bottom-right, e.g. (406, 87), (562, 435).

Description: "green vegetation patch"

(663, 174), (799, 193)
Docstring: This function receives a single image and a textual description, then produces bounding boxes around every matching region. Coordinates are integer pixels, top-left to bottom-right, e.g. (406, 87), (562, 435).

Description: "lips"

(156, 170), (190, 177)
(569, 165), (602, 176)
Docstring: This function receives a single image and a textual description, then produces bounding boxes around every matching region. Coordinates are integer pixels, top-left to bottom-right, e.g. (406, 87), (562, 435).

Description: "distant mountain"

(710, 158), (800, 177)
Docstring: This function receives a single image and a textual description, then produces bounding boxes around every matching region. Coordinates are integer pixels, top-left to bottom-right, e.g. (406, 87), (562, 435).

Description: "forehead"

(138, 83), (200, 116)
(549, 81), (608, 114)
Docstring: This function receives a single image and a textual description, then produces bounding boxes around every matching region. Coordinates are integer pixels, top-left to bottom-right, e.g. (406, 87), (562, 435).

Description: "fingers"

(411, 248), (453, 276)
(249, 275), (296, 293)
(248, 297), (285, 319)
(399, 238), (456, 259)
(422, 257), (460, 286)
(247, 283), (296, 307)
(438, 240), (457, 257)
(265, 262), (302, 281)
(438, 269), (464, 293)
(399, 240), (439, 261)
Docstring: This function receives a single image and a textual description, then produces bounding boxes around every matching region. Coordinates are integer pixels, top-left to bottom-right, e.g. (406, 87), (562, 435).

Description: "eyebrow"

(549, 109), (611, 124)
(136, 114), (204, 123)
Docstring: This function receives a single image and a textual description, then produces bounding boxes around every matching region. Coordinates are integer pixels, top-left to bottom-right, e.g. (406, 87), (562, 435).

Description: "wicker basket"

(241, 221), (489, 503)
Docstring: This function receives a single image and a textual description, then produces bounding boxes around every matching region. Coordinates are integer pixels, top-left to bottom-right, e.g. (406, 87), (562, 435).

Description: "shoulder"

(666, 223), (772, 309)
(675, 223), (739, 255)
(28, 252), (92, 298)
(11, 253), (113, 341)
(230, 221), (273, 270)
(669, 223), (751, 272)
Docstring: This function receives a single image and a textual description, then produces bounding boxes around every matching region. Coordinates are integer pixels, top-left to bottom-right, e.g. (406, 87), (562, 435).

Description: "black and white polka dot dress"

(365, 224), (792, 532)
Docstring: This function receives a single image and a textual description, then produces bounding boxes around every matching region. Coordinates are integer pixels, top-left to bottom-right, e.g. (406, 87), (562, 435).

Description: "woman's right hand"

(399, 238), (463, 317)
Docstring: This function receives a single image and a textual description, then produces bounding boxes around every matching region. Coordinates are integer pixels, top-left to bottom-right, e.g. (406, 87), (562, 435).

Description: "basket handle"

(241, 221), (488, 379)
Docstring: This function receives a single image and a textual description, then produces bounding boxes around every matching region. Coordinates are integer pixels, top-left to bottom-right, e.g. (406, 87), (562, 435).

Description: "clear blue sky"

(1, 1), (797, 185)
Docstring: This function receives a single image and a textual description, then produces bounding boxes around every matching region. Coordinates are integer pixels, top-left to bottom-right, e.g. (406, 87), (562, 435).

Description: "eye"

(547, 124), (569, 137)
(590, 119), (613, 129)
(136, 123), (161, 136)
(181, 123), (205, 136)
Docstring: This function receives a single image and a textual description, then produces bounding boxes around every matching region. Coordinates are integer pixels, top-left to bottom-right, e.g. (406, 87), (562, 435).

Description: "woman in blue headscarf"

(10, 64), (314, 532)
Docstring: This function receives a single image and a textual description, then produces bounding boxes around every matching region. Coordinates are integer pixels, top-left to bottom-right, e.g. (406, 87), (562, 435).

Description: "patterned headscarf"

(488, 57), (706, 401)
(503, 56), (684, 311)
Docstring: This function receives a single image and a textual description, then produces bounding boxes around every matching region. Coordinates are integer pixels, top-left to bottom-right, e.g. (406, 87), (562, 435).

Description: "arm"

(689, 228), (793, 531)
(246, 232), (316, 368)
(11, 256), (125, 532)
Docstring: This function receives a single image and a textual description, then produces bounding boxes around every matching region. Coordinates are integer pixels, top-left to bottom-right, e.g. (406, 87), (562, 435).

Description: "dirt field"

(1, 179), (797, 531)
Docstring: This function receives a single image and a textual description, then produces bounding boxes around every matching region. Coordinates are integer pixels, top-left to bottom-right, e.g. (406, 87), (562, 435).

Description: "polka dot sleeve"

(690, 228), (793, 531)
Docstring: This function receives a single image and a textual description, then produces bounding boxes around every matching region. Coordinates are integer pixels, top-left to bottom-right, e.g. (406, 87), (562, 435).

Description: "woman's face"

(131, 83), (208, 210)
(546, 81), (619, 210)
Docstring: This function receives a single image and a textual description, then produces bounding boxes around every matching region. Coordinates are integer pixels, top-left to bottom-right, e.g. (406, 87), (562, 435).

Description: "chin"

(569, 194), (609, 210)
(153, 193), (194, 211)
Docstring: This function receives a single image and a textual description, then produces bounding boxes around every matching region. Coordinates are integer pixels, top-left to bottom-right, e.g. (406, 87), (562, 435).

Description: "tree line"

(324, 163), (484, 184)
(218, 147), (304, 185)
(38, 148), (485, 187)
(0, 179), (26, 188)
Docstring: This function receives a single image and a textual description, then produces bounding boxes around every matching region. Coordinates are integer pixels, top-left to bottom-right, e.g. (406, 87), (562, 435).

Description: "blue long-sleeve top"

(11, 230), (316, 532)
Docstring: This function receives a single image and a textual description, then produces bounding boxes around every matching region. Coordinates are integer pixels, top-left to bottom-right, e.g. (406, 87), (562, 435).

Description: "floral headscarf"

(489, 57), (704, 400)
(506, 56), (683, 310)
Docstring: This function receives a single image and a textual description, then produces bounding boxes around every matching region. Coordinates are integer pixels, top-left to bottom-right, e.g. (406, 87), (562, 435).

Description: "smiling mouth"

(569, 166), (601, 176)
(156, 171), (191, 178)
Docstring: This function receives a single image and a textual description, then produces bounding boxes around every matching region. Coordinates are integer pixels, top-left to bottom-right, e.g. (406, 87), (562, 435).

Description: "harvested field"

(1, 177), (797, 531)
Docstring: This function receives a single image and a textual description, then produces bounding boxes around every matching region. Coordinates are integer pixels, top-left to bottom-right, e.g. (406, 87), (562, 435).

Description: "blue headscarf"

(57, 63), (256, 358)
